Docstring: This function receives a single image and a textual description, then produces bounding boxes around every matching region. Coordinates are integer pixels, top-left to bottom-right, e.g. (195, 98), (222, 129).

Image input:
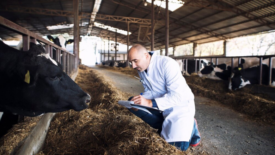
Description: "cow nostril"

(85, 98), (91, 103)
(85, 93), (91, 103)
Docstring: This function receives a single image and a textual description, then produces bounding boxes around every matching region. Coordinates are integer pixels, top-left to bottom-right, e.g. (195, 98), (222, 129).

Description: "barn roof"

(0, 0), (274, 49)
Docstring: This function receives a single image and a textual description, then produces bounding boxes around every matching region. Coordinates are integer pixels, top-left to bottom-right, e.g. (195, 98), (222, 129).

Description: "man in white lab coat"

(128, 44), (201, 151)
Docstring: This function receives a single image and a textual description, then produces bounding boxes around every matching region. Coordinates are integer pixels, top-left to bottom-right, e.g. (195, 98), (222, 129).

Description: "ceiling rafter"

(215, 0), (275, 29)
(152, 0), (275, 46)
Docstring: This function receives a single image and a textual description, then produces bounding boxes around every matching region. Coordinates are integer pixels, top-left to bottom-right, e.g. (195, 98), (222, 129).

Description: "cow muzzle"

(85, 93), (91, 105)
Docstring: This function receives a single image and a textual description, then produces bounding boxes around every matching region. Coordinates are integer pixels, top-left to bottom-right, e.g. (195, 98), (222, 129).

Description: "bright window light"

(94, 22), (131, 36)
(146, 0), (184, 12)
(47, 22), (89, 30)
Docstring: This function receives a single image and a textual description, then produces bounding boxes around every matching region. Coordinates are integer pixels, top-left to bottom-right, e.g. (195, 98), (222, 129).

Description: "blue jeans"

(128, 96), (201, 151)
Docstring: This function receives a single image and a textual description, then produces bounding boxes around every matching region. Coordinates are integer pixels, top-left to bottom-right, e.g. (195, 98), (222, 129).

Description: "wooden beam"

(73, 0), (80, 69)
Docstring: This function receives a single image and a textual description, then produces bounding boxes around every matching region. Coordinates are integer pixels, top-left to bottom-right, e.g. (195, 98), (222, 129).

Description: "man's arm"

(154, 59), (194, 110)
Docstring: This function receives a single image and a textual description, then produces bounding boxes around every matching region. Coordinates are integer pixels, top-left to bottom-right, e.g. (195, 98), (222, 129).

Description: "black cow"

(117, 61), (127, 68)
(0, 41), (90, 117)
(229, 64), (275, 90)
(183, 59), (208, 75)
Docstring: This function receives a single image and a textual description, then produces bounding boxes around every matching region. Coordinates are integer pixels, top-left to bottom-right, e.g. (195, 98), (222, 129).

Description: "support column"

(73, 0), (80, 69)
(115, 29), (117, 61)
(23, 35), (30, 51)
(223, 40), (227, 56)
(193, 43), (197, 56)
(151, 0), (154, 51)
(30, 38), (36, 44)
(165, 0), (169, 56)
(108, 37), (110, 61)
(127, 22), (130, 67)
(104, 39), (105, 61)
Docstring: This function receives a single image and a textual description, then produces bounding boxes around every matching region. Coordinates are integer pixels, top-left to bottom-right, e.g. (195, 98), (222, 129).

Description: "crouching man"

(128, 44), (201, 151)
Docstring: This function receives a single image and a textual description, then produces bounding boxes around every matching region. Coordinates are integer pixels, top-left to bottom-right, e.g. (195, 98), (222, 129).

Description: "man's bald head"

(128, 44), (151, 72)
(129, 44), (147, 55)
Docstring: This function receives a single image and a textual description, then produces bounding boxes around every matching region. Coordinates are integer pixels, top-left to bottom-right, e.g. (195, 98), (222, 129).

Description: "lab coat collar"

(147, 51), (157, 74)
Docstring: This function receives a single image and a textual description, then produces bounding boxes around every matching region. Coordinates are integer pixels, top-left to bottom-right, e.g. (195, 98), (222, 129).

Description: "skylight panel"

(94, 22), (131, 36)
(146, 0), (184, 12)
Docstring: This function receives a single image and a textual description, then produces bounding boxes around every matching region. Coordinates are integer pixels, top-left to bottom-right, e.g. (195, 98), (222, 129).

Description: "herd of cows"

(0, 37), (88, 137)
(177, 57), (275, 90)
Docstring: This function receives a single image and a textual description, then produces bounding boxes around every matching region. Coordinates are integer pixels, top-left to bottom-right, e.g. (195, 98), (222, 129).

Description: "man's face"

(128, 48), (149, 72)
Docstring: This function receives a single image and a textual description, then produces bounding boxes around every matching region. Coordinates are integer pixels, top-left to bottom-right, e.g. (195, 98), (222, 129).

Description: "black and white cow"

(198, 58), (260, 80)
(47, 35), (74, 49)
(175, 59), (208, 75)
(0, 41), (90, 117)
(183, 59), (209, 75)
(229, 58), (275, 90)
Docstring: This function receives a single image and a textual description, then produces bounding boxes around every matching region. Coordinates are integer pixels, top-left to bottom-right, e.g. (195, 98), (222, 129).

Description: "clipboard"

(118, 100), (162, 114)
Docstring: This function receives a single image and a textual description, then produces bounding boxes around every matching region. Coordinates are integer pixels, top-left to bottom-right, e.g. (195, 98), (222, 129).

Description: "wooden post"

(49, 46), (53, 58)
(23, 35), (30, 51)
(193, 43), (197, 56)
(115, 29), (117, 61)
(45, 45), (50, 54)
(30, 38), (36, 44)
(108, 37), (110, 61)
(62, 52), (67, 72)
(67, 54), (70, 74)
(165, 0), (169, 56)
(126, 22), (130, 67)
(56, 49), (61, 63)
(223, 40), (227, 56)
(151, 0), (154, 51)
(73, 0), (80, 69)
(231, 58), (234, 71)
(269, 57), (273, 86)
(259, 57), (263, 85)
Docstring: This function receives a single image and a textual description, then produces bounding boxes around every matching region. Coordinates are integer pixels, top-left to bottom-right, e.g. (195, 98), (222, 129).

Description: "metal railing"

(0, 16), (76, 75)
(171, 55), (275, 86)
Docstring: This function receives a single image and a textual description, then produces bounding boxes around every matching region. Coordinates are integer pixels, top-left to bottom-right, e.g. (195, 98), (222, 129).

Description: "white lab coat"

(138, 53), (195, 142)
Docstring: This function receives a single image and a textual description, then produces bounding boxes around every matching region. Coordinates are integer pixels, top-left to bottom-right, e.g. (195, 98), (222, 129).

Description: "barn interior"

(0, 0), (275, 155)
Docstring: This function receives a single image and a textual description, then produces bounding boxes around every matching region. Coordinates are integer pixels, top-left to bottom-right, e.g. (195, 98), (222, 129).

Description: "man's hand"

(131, 95), (152, 107)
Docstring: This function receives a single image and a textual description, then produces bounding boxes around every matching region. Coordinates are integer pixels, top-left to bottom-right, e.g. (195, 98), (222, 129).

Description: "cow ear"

(23, 67), (39, 87)
(24, 70), (30, 84)
(47, 35), (54, 42)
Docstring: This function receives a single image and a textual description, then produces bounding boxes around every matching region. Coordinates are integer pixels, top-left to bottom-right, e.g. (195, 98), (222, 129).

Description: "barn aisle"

(92, 66), (275, 155)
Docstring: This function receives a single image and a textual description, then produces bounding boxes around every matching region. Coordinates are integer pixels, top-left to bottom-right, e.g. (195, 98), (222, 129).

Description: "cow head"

(47, 35), (63, 48)
(0, 42), (90, 116)
(65, 39), (74, 47)
(228, 66), (250, 90)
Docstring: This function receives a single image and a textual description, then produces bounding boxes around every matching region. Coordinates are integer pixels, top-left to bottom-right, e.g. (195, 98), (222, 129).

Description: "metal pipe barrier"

(171, 55), (274, 86)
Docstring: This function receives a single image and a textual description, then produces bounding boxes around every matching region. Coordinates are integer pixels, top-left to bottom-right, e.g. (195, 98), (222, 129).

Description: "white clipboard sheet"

(118, 100), (162, 114)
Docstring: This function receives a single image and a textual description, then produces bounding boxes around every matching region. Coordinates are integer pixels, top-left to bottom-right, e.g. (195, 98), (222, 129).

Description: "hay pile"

(101, 66), (275, 125)
(0, 116), (42, 154)
(185, 76), (275, 125)
(38, 65), (188, 155)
